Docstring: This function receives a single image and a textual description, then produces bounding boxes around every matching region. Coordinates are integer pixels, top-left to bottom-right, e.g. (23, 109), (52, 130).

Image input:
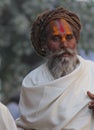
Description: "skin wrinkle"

(51, 19), (72, 35)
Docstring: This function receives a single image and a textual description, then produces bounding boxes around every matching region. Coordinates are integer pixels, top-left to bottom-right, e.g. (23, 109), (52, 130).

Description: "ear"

(41, 41), (51, 57)
(41, 40), (48, 49)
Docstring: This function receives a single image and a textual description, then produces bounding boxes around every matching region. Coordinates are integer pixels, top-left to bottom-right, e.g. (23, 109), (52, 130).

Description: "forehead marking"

(58, 20), (65, 33)
(61, 19), (72, 34)
(51, 19), (72, 35)
(53, 26), (59, 35)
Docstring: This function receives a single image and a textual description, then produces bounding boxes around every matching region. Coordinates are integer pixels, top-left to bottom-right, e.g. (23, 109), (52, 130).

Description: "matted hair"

(31, 7), (81, 56)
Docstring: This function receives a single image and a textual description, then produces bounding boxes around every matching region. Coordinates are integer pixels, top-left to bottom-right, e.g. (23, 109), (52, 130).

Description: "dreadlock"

(31, 7), (81, 56)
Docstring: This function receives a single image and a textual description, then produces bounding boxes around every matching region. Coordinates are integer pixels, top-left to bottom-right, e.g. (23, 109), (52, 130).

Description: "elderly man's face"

(46, 19), (77, 58)
(45, 19), (79, 78)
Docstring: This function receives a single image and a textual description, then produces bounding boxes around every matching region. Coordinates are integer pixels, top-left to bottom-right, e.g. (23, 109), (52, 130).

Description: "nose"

(60, 37), (68, 48)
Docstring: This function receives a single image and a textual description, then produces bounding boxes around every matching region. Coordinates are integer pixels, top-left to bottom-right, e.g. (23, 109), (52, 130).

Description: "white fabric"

(16, 55), (94, 130)
(0, 102), (17, 130)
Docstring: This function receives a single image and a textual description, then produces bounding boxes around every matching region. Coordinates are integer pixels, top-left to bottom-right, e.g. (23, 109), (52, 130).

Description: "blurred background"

(0, 0), (94, 105)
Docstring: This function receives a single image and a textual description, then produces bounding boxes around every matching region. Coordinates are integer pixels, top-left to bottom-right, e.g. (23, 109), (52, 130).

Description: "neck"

(47, 55), (80, 79)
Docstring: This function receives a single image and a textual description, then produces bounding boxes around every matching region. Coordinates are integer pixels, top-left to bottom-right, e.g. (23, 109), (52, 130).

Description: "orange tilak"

(61, 19), (72, 34)
(50, 19), (72, 35)
(53, 26), (59, 35)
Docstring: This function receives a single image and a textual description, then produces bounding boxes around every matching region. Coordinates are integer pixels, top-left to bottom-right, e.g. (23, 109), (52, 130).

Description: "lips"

(58, 52), (72, 58)
(62, 52), (71, 57)
(54, 49), (74, 58)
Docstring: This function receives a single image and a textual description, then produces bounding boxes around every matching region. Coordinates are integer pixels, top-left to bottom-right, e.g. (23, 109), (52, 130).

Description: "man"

(0, 102), (17, 130)
(16, 7), (94, 130)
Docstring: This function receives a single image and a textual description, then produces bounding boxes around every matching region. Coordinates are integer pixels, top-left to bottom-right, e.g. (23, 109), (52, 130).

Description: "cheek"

(48, 42), (59, 52)
(69, 39), (76, 49)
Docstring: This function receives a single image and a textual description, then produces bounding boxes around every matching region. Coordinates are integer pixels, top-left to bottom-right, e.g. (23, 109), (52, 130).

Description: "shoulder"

(82, 56), (94, 65)
(79, 55), (94, 69)
(22, 63), (49, 88)
(79, 55), (94, 63)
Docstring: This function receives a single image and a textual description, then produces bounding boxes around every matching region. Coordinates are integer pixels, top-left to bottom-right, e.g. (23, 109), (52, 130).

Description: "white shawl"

(16, 56), (94, 130)
(0, 102), (17, 130)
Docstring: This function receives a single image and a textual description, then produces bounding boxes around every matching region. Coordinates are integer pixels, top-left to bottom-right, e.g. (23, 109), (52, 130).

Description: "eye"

(66, 34), (74, 41)
(51, 35), (61, 42)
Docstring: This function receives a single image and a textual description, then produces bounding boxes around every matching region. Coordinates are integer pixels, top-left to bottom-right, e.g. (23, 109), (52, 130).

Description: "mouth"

(62, 52), (71, 57)
(51, 48), (75, 58)
(57, 52), (73, 58)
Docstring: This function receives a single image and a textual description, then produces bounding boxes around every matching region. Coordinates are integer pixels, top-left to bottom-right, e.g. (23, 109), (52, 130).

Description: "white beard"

(47, 48), (80, 79)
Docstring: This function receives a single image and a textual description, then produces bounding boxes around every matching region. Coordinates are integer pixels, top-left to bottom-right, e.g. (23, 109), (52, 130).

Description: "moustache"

(53, 48), (77, 57)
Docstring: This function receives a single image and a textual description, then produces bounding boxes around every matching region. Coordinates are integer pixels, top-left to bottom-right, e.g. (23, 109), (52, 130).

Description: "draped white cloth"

(0, 102), (17, 130)
(16, 56), (94, 130)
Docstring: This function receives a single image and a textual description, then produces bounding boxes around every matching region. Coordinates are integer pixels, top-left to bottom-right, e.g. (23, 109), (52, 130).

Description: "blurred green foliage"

(0, 0), (94, 99)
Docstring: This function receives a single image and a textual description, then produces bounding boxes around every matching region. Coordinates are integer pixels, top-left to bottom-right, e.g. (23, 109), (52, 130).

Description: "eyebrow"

(52, 33), (73, 36)
(66, 33), (73, 35)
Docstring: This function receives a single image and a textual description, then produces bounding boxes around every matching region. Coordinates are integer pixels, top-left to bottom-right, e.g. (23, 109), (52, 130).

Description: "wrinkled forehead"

(48, 19), (73, 34)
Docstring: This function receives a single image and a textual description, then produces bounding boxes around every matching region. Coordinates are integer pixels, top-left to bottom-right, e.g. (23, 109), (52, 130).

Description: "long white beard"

(47, 48), (79, 79)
